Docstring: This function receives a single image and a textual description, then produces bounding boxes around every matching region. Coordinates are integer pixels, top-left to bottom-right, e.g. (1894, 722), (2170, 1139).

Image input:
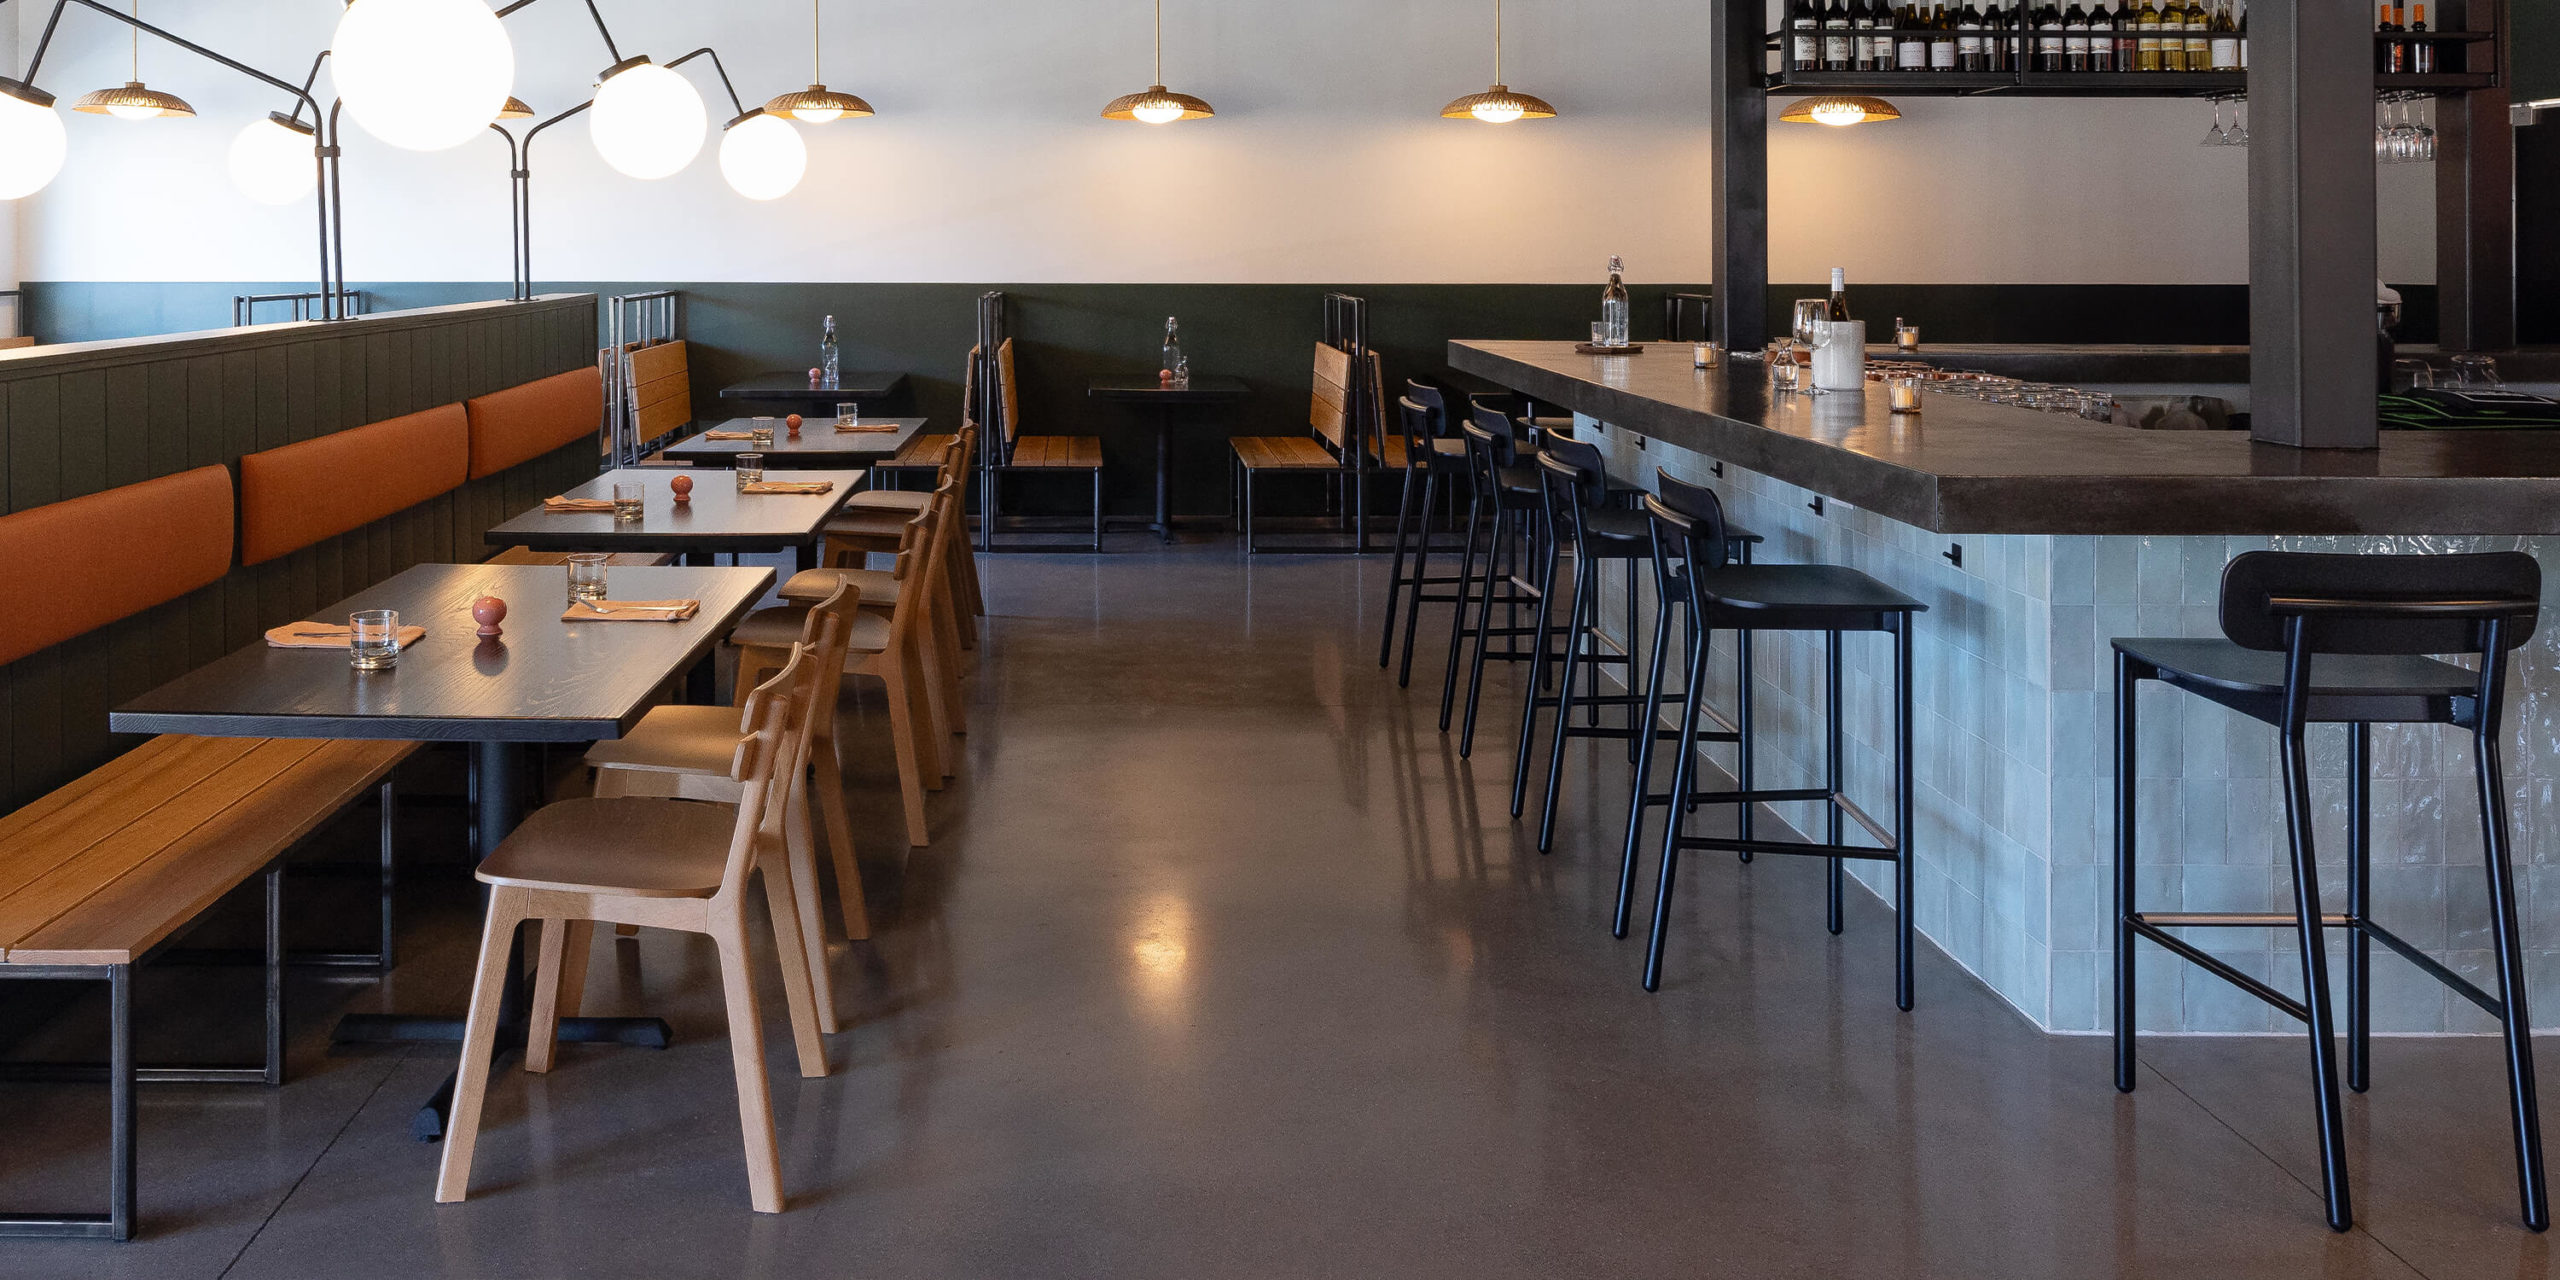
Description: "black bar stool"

(1629, 471), (1925, 1005)
(1515, 439), (1760, 852)
(2113, 550), (2547, 1234)
(1449, 408), (1552, 756)
(1377, 384), (1471, 684)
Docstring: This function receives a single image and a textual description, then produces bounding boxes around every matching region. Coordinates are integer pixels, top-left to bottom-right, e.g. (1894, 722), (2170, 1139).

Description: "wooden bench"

(1228, 342), (1384, 553)
(0, 734), (412, 1240)
(980, 340), (1104, 552)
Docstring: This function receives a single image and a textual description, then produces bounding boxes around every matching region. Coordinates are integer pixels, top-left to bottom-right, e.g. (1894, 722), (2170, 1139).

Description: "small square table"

(113, 562), (775, 1139)
(483, 467), (858, 571)
(1088, 377), (1254, 542)
(661, 417), (928, 469)
(717, 371), (909, 414)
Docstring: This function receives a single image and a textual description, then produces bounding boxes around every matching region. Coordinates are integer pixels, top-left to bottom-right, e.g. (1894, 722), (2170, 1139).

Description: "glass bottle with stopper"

(1601, 257), (1631, 348)
(819, 314), (840, 390)
(1161, 316), (1189, 388)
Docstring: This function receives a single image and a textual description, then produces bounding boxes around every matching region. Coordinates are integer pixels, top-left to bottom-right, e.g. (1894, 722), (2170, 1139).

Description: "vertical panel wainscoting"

(0, 295), (600, 813)
(1583, 420), (2560, 1035)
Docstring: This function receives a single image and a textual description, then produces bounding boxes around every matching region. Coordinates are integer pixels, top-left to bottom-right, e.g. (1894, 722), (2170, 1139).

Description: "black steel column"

(1711, 0), (1769, 352)
(2246, 0), (2379, 450)
(2434, 0), (2515, 351)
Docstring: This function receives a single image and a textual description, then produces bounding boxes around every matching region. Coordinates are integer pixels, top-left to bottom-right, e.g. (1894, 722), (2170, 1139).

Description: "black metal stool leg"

(1734, 630), (1755, 861)
(1396, 470), (1440, 687)
(1535, 555), (1595, 850)
(1893, 615), (1915, 1012)
(2348, 724), (2372, 1095)
(1643, 613), (1716, 993)
(2114, 651), (2142, 1092)
(2476, 714), (2551, 1231)
(1439, 482), (1486, 730)
(1460, 509), (1508, 758)
(1825, 630), (1845, 936)
(2279, 712), (2354, 1233)
(1509, 537), (1563, 818)
(1378, 467), (1422, 668)
(1616, 592), (1683, 938)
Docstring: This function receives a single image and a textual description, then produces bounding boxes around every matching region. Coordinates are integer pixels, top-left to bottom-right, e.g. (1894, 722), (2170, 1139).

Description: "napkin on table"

(265, 623), (428, 649)
(562, 598), (702, 622)
(739, 481), (834, 495)
(541, 496), (620, 513)
(701, 430), (758, 441)
(832, 423), (900, 433)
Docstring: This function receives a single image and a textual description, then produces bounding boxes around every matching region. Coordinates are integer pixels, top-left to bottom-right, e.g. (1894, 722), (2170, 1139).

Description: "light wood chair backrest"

(996, 339), (1022, 447)
(1309, 343), (1382, 456)
(792, 578), (858, 731)
(718, 642), (810, 898)
(627, 340), (694, 444)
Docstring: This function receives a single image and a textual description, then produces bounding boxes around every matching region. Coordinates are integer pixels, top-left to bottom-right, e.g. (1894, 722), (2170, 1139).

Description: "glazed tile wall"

(1582, 417), (2560, 1034)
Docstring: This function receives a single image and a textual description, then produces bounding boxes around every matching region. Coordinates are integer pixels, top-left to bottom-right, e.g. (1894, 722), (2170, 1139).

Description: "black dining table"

(1088, 377), (1253, 542)
(660, 417), (928, 469)
(111, 562), (775, 1140)
(717, 370), (908, 414)
(483, 467), (858, 572)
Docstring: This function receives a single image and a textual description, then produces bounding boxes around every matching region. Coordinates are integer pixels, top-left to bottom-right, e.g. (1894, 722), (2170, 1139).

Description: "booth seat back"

(468, 364), (603, 479)
(240, 404), (470, 566)
(0, 466), (233, 667)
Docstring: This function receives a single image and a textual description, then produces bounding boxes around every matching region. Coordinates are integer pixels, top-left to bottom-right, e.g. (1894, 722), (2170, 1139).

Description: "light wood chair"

(437, 645), (826, 1215)
(798, 439), (975, 691)
(841, 423), (985, 647)
(580, 582), (867, 1035)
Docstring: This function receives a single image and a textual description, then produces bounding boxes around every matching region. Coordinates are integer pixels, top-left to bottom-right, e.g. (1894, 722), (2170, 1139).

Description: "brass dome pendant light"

(1778, 95), (1901, 126)
(1103, 0), (1212, 123)
(73, 0), (194, 120)
(1442, 0), (1553, 123)
(764, 0), (874, 123)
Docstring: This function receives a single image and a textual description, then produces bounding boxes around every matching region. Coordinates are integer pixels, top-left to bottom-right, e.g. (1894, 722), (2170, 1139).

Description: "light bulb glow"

(0, 95), (67, 200)
(792, 104), (843, 124)
(1471, 101), (1526, 123)
(590, 61), (706, 180)
(105, 103), (158, 121)
(718, 112), (807, 201)
(1811, 103), (1867, 125)
(1131, 101), (1185, 124)
(229, 118), (317, 205)
(332, 0), (515, 153)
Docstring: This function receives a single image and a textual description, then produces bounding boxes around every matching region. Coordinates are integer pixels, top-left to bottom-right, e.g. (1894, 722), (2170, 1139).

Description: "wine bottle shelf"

(1764, 69), (2496, 99)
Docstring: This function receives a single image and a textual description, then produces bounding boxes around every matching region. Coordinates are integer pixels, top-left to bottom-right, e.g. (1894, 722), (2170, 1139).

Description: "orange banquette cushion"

(240, 405), (469, 565)
(467, 366), (602, 479)
(0, 466), (233, 667)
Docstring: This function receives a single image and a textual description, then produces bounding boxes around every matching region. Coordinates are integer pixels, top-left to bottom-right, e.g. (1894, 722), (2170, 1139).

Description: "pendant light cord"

(812, 0), (821, 85)
(1153, 0), (1163, 86)
(1493, 0), (1503, 84)
(130, 0), (139, 81)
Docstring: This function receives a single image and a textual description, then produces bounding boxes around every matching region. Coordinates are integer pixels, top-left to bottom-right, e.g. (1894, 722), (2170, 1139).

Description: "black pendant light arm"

(668, 47), (749, 120)
(493, 0), (625, 66)
(24, 0), (312, 105)
(513, 99), (596, 306)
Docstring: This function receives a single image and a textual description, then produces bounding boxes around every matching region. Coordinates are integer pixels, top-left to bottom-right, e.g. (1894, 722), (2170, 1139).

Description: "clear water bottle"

(1162, 316), (1187, 387)
(1601, 257), (1630, 348)
(819, 314), (840, 390)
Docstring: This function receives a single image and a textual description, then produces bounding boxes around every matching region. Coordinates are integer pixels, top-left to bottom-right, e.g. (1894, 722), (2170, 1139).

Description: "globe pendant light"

(229, 112), (318, 205)
(0, 81), (67, 199)
(763, 0), (872, 124)
(589, 57), (706, 180)
(1102, 0), (1212, 123)
(1778, 95), (1901, 126)
(72, 1), (195, 120)
(333, 0), (514, 152)
(1441, 0), (1554, 123)
(718, 108), (807, 201)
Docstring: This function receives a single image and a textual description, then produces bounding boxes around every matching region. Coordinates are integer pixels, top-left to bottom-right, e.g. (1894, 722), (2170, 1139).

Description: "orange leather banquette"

(0, 466), (233, 666)
(467, 365), (602, 479)
(240, 405), (470, 565)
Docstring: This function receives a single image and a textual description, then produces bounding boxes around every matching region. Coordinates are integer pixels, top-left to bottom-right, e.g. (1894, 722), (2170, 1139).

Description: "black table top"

(661, 418), (928, 468)
(717, 371), (909, 405)
(1087, 377), (1253, 403)
(483, 468), (856, 552)
(111, 564), (774, 743)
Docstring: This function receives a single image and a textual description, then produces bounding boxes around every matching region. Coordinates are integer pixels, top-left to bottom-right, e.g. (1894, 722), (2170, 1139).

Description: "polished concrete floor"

(5, 539), (2560, 1279)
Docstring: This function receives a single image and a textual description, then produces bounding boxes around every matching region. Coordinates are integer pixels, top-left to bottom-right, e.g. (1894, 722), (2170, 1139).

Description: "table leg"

(330, 740), (673, 1142)
(1155, 409), (1174, 543)
(796, 539), (817, 574)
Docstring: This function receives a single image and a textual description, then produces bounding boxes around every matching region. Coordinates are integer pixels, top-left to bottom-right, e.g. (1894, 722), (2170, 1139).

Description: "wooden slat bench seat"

(872, 431), (955, 488)
(0, 733), (413, 1241)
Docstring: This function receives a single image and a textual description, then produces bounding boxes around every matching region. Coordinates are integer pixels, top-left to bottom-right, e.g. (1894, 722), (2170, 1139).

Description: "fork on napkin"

(561, 598), (701, 622)
(832, 422), (900, 433)
(266, 623), (429, 649)
(738, 481), (834, 495)
(701, 430), (758, 440)
(541, 496), (621, 513)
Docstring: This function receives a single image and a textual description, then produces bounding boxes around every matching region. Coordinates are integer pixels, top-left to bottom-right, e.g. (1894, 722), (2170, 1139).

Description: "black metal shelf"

(1763, 68), (2498, 99)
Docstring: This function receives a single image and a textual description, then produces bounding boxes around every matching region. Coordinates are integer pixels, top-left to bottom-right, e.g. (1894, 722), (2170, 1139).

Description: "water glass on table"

(1770, 339), (1801, 392)
(566, 553), (608, 604)
(2450, 354), (2503, 389)
(612, 482), (644, 523)
(349, 609), (401, 671)
(735, 453), (765, 489)
(836, 401), (860, 429)
(750, 417), (778, 446)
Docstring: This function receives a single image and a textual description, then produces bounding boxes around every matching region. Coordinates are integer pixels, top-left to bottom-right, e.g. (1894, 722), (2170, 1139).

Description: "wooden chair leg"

(929, 588), (969, 736)
(435, 890), (526, 1204)
(524, 917), (593, 1073)
(780, 785), (841, 1037)
(707, 909), (786, 1214)
(906, 645), (952, 783)
(812, 731), (870, 941)
(757, 845), (831, 1071)
(877, 663), (932, 846)
(945, 544), (980, 649)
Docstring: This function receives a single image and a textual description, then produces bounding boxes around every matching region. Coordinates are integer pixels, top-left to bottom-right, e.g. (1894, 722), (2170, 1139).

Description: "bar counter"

(1449, 340), (2560, 536)
(1453, 337), (2560, 1039)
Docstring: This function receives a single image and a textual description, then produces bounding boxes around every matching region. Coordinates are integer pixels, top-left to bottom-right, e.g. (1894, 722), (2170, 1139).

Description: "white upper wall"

(9, 0), (2438, 285)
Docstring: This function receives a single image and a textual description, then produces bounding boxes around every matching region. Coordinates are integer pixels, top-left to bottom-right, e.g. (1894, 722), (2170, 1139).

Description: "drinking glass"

(1770, 339), (1800, 392)
(2450, 354), (2503, 389)
(1792, 299), (1828, 348)
(1591, 322), (1610, 347)
(612, 481), (644, 522)
(349, 609), (401, 671)
(835, 401), (860, 428)
(1887, 377), (1923, 413)
(735, 453), (765, 488)
(2389, 359), (2436, 393)
(566, 553), (608, 604)
(1894, 319), (1920, 351)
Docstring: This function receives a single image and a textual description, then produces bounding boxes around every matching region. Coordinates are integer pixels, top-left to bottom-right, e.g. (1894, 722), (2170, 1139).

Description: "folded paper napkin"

(561, 597), (701, 622)
(542, 496), (621, 512)
(738, 481), (834, 495)
(832, 422), (900, 433)
(265, 623), (428, 650)
(701, 430), (758, 440)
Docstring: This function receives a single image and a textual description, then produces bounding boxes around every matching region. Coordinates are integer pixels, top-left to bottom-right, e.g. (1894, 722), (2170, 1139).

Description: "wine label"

(2067, 31), (2091, 54)
(1898, 39), (1929, 68)
(2210, 37), (2239, 67)
(1931, 40), (1956, 68)
(1960, 31), (1982, 54)
(1794, 34), (1818, 63)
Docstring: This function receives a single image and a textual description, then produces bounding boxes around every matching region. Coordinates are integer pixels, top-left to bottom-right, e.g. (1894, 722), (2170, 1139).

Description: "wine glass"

(2413, 98), (2436, 163)
(2201, 97), (2229, 147)
(1792, 298), (1827, 350)
(2231, 97), (2248, 147)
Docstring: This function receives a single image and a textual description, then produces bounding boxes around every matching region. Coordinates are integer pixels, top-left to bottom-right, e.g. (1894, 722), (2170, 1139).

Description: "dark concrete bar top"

(1822, 343), (2553, 386)
(1450, 340), (2560, 536)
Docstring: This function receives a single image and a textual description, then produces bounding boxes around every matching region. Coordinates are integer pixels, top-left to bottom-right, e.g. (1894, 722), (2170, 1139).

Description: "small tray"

(1576, 343), (1645, 356)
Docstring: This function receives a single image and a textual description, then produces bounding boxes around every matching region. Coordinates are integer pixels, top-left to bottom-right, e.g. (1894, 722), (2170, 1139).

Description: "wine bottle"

(1898, 3), (1931, 69)
(2376, 2), (2403, 74)
(2089, 1), (2117, 71)
(2236, 0), (2247, 69)
(1987, 0), (2014, 70)
(2182, 0), (2209, 70)
(2034, 0), (2065, 71)
(2114, 0), (2140, 68)
(2209, 0), (2240, 70)
(2164, 0), (2191, 69)
(1850, 0), (1878, 72)
(1828, 268), (1853, 323)
(1790, 0), (1821, 72)
(1956, 0), (1985, 70)
(2409, 3), (2434, 73)
(2133, 0), (2161, 70)
(1824, 0), (1855, 69)
(1926, 3), (1953, 68)
(2063, 1), (2090, 70)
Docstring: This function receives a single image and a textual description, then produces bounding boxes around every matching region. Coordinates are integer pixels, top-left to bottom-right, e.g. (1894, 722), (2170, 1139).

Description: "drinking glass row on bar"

(1752, 341), (2122, 423)
(1781, 0), (2247, 74)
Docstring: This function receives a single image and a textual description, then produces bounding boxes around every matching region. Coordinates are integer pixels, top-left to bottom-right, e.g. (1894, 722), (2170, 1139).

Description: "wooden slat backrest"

(627, 339), (693, 442)
(9, 741), (409, 964)
(1309, 343), (1352, 450)
(997, 339), (1021, 447)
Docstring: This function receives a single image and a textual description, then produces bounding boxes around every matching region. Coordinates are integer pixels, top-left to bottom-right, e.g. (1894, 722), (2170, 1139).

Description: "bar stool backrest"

(1644, 469), (1733, 573)
(1535, 433), (1610, 514)
(1406, 381), (1451, 438)
(2219, 550), (2541, 655)
(1396, 396), (1437, 462)
(1467, 404), (1522, 466)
